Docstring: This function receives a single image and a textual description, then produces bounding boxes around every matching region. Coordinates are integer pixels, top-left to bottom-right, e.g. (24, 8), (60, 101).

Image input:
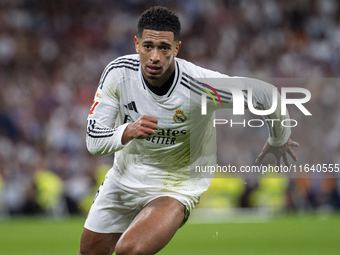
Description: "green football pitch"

(0, 214), (339, 255)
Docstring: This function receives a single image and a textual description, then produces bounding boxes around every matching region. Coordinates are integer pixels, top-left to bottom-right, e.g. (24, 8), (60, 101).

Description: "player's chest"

(119, 85), (190, 130)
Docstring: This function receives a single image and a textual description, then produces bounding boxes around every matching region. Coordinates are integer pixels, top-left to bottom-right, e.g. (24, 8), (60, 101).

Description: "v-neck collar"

(140, 61), (180, 99)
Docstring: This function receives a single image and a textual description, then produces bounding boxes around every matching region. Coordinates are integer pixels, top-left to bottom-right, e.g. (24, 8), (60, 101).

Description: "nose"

(150, 48), (160, 63)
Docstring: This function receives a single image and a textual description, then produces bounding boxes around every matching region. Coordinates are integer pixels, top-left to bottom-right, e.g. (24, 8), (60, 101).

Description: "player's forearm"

(242, 78), (291, 146)
(86, 123), (130, 156)
(212, 77), (291, 146)
(265, 91), (291, 146)
(121, 124), (134, 145)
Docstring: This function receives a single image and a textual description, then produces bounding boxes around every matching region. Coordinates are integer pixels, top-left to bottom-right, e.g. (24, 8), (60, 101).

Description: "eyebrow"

(142, 41), (172, 47)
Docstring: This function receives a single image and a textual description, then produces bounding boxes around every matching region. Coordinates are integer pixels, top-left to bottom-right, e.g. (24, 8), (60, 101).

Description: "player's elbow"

(86, 147), (101, 157)
(87, 149), (102, 157)
(86, 137), (104, 157)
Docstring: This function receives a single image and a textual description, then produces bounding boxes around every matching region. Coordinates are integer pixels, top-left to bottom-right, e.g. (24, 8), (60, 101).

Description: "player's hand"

(122, 115), (158, 144)
(255, 138), (299, 167)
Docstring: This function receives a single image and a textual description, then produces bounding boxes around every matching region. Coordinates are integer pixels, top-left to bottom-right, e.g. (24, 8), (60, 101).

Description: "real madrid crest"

(173, 109), (186, 123)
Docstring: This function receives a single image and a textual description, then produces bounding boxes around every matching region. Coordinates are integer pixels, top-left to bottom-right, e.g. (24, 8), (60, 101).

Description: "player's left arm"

(242, 78), (300, 166)
(205, 76), (299, 166)
(240, 77), (299, 166)
(193, 65), (299, 166)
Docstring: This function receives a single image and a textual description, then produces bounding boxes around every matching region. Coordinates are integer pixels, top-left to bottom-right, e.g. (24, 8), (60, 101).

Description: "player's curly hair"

(137, 6), (181, 41)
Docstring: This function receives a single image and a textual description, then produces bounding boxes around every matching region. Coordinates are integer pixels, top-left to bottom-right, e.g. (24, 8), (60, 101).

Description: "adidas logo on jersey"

(124, 101), (138, 113)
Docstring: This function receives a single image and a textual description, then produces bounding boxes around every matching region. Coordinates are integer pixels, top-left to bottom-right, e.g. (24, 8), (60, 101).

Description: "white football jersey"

(86, 54), (291, 203)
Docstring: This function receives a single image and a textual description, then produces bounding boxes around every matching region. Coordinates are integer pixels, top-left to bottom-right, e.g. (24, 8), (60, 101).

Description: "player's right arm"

(86, 63), (130, 156)
(86, 61), (158, 156)
(86, 91), (125, 156)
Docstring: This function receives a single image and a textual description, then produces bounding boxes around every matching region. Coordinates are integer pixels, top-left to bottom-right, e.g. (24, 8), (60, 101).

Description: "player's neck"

(144, 62), (175, 88)
(143, 70), (175, 96)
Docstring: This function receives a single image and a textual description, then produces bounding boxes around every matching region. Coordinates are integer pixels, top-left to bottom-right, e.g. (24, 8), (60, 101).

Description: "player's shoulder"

(176, 57), (229, 79)
(98, 54), (140, 88)
(106, 54), (140, 72)
(110, 54), (140, 64)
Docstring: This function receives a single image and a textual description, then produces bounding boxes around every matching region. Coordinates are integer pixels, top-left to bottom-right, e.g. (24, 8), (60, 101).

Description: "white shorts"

(84, 176), (194, 233)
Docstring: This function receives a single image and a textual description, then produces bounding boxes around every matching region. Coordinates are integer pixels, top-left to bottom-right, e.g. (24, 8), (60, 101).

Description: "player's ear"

(173, 41), (181, 57)
(134, 36), (140, 53)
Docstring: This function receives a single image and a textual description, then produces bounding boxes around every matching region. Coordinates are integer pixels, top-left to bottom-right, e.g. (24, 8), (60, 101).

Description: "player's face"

(135, 30), (181, 87)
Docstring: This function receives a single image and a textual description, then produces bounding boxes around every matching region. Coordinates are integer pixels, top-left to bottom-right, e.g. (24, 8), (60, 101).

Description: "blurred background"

(0, 0), (340, 220)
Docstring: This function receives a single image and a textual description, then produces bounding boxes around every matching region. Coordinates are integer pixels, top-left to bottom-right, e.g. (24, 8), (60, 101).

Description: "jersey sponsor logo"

(146, 128), (187, 145)
(146, 136), (176, 145)
(124, 101), (138, 113)
(173, 109), (187, 123)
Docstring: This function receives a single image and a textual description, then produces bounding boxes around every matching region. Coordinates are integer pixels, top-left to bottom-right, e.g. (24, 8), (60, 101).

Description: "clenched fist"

(122, 115), (158, 145)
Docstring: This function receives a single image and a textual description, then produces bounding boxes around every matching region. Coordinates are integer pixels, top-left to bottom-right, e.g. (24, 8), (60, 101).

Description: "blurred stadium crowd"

(0, 0), (340, 217)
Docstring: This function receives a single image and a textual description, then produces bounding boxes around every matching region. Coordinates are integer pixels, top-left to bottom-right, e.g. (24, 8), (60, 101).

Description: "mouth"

(146, 65), (161, 75)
